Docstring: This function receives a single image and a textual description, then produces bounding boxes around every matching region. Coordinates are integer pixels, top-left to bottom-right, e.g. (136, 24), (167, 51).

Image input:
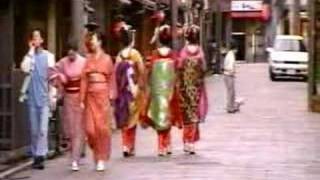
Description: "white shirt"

(224, 50), (236, 76)
(21, 48), (55, 73)
(20, 48), (57, 110)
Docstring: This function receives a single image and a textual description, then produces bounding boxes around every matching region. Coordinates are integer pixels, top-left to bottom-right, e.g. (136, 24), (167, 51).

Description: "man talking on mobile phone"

(20, 29), (57, 170)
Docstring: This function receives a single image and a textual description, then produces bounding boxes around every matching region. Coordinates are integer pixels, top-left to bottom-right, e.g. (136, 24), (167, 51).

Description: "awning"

(231, 11), (262, 19)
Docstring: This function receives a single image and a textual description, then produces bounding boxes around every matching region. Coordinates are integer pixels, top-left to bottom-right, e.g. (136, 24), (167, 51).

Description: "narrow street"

(10, 63), (320, 180)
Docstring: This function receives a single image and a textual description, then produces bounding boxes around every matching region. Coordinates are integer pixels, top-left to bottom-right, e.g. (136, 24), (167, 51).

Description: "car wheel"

(269, 68), (277, 81)
(302, 76), (308, 82)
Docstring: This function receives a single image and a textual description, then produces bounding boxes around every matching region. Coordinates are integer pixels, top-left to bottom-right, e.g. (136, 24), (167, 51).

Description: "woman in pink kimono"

(178, 25), (208, 155)
(50, 42), (86, 171)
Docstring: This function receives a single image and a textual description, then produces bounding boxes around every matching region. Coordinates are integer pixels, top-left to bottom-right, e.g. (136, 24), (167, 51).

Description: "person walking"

(177, 25), (208, 154)
(147, 25), (177, 156)
(20, 29), (56, 170)
(49, 42), (86, 171)
(80, 30), (116, 171)
(114, 28), (145, 157)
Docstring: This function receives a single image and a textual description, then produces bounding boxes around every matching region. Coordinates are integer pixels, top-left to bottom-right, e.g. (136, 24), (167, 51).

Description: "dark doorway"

(232, 33), (246, 61)
(0, 0), (13, 72)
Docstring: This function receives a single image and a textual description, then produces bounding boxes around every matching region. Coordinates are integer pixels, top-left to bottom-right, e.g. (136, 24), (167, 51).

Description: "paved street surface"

(10, 63), (320, 180)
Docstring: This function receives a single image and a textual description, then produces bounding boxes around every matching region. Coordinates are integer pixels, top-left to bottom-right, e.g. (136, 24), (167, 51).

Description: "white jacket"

(21, 48), (55, 73)
(223, 50), (236, 76)
(20, 48), (57, 110)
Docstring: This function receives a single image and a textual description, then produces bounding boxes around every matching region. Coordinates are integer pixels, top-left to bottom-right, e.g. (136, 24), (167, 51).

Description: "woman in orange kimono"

(80, 31), (116, 171)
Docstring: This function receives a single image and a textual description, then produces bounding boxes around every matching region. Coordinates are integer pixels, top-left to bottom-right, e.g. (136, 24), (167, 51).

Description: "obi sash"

(148, 59), (175, 131)
(114, 61), (134, 128)
(65, 78), (81, 93)
(87, 72), (107, 83)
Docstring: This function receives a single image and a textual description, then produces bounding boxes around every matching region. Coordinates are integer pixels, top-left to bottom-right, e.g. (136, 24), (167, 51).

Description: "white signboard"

(232, 1), (263, 12)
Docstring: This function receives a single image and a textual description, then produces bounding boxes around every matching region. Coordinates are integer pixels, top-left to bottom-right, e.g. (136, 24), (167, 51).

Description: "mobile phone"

(29, 41), (35, 48)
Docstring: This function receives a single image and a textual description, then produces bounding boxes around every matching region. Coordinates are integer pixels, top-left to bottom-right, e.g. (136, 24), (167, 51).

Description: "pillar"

(47, 0), (56, 54)
(289, 0), (301, 35)
(225, 13), (232, 48)
(215, 0), (223, 73)
(71, 0), (85, 50)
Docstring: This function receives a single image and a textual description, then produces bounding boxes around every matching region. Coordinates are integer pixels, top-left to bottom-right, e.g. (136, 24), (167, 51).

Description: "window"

(274, 39), (307, 52)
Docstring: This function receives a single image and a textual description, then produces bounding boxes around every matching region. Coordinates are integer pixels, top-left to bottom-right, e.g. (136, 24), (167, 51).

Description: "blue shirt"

(27, 50), (49, 107)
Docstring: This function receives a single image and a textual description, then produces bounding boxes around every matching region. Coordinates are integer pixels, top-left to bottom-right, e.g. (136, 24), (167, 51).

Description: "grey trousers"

(224, 75), (239, 111)
(28, 104), (50, 157)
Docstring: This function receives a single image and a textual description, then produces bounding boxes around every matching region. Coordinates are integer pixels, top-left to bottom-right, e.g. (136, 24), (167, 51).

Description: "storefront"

(231, 0), (270, 62)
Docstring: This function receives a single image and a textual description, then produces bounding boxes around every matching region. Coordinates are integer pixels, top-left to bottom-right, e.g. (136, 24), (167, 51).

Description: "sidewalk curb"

(0, 160), (32, 180)
(0, 150), (64, 180)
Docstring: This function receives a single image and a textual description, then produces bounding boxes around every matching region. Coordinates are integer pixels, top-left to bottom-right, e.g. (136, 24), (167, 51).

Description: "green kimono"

(148, 58), (175, 131)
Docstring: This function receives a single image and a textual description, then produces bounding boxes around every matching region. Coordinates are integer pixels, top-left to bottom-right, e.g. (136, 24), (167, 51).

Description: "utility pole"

(308, 0), (320, 112)
(289, 0), (301, 35)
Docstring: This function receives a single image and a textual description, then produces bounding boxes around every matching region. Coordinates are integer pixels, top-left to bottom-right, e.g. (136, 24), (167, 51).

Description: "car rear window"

(274, 39), (306, 52)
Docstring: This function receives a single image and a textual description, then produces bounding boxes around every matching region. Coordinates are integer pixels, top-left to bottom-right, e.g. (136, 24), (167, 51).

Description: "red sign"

(231, 1), (270, 21)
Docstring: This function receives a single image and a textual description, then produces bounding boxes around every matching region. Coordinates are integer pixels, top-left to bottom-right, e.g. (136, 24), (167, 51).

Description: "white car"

(267, 35), (308, 81)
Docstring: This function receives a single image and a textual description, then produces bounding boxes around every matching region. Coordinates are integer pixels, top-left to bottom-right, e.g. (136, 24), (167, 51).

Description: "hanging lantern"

(261, 3), (271, 21)
(150, 10), (166, 24)
(111, 16), (129, 40)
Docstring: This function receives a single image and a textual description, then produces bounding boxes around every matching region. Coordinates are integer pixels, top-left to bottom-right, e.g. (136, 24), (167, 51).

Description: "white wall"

(285, 0), (307, 6)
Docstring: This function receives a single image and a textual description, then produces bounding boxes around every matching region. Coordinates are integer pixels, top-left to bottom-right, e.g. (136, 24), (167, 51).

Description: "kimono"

(147, 47), (177, 154)
(178, 45), (208, 144)
(49, 54), (86, 162)
(80, 51), (116, 161)
(114, 47), (145, 155)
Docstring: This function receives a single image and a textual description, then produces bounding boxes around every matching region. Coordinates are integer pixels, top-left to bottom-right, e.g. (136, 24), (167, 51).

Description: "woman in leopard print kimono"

(177, 25), (208, 155)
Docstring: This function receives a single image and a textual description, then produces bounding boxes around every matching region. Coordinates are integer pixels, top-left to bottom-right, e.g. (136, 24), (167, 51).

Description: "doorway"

(232, 32), (246, 61)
